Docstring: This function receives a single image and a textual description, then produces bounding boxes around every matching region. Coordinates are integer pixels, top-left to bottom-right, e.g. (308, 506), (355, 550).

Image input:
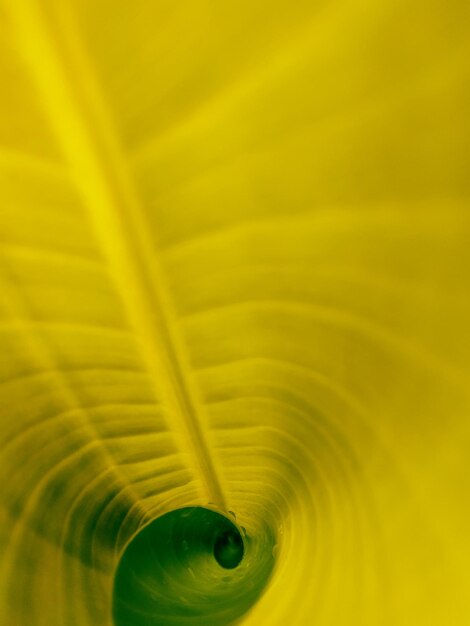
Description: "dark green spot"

(112, 506), (276, 626)
(214, 529), (244, 569)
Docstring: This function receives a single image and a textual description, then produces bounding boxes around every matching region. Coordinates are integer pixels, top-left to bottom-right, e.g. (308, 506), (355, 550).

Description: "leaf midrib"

(6, 0), (226, 510)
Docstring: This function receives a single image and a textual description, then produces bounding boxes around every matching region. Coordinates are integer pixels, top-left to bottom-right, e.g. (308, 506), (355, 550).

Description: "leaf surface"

(0, 1), (470, 625)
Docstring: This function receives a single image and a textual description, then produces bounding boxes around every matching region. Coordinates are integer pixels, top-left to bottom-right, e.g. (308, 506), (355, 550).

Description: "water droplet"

(214, 530), (244, 569)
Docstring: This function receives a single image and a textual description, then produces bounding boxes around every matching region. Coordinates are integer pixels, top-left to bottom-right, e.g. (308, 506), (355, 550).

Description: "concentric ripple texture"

(0, 1), (470, 626)
(113, 507), (275, 626)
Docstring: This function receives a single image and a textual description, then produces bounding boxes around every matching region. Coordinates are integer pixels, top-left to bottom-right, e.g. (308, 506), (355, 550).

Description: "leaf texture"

(0, 1), (470, 625)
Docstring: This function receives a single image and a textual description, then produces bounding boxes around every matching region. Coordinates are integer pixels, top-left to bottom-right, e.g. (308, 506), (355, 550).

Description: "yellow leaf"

(0, 1), (469, 625)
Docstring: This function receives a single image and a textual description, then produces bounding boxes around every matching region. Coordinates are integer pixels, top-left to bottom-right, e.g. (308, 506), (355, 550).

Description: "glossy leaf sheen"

(0, 1), (469, 625)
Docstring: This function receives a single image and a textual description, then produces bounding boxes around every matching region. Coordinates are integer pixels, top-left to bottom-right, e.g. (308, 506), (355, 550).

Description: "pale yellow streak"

(4, 0), (226, 510)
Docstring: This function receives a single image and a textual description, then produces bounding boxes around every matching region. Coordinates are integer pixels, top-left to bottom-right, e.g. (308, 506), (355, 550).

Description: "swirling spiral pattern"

(113, 507), (275, 625)
(0, 1), (469, 626)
